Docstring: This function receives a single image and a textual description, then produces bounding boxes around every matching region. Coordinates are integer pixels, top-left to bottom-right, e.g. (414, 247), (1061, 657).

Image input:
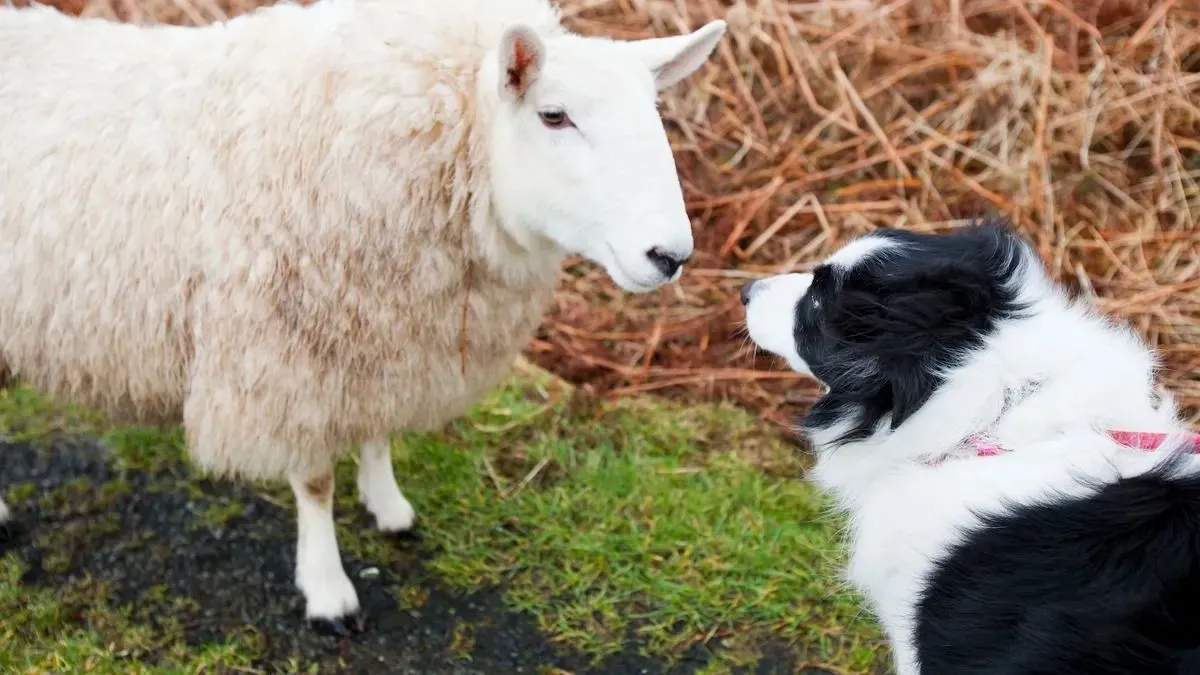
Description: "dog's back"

(915, 451), (1200, 674)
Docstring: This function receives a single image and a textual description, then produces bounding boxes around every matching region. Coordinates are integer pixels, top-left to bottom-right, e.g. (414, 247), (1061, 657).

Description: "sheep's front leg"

(357, 438), (416, 533)
(289, 465), (364, 635)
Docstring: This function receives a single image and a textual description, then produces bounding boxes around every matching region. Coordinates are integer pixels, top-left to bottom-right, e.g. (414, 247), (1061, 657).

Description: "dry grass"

(540, 0), (1200, 429)
(27, 0), (1200, 430)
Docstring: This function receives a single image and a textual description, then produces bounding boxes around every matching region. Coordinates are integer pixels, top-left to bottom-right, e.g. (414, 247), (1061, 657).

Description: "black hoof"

(0, 520), (24, 546)
(309, 611), (367, 638)
(386, 523), (423, 543)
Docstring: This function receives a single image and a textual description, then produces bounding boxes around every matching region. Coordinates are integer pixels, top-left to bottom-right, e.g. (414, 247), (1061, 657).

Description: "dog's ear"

(830, 259), (999, 356)
(886, 361), (941, 429)
(828, 258), (1002, 428)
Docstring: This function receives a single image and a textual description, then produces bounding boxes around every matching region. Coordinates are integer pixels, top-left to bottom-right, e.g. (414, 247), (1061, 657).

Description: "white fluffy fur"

(746, 238), (1198, 675)
(0, 0), (725, 622)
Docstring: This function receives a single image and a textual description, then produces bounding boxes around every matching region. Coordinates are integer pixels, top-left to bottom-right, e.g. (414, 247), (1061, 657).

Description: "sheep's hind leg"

(290, 464), (365, 636)
(357, 438), (417, 535)
(1, 362), (21, 541)
(0, 497), (12, 540)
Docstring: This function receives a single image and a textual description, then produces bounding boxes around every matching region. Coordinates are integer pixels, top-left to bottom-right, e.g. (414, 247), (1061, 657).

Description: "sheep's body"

(0, 0), (562, 480)
(0, 0), (727, 630)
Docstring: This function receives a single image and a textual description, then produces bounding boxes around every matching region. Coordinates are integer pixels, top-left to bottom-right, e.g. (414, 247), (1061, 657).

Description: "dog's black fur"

(798, 220), (1026, 445)
(917, 455), (1200, 675)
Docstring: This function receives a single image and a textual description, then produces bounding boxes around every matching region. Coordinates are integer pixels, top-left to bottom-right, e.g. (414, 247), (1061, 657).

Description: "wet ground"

(1, 437), (838, 674)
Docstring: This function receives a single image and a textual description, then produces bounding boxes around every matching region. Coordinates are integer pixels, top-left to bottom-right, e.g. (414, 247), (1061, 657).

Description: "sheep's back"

(0, 8), (224, 421)
(0, 3), (364, 422)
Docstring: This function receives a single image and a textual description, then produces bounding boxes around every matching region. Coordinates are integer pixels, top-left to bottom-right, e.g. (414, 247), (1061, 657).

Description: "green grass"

(0, 362), (886, 673)
(0, 557), (266, 674)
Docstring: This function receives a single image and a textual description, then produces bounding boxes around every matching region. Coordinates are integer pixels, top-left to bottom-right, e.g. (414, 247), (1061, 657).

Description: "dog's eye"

(538, 108), (573, 129)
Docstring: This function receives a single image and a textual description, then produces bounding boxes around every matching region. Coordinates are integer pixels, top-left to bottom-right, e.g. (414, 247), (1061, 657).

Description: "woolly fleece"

(0, 0), (571, 479)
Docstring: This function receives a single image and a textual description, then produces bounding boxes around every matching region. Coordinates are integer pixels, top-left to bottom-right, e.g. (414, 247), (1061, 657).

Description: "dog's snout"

(646, 247), (689, 278)
(740, 280), (757, 306)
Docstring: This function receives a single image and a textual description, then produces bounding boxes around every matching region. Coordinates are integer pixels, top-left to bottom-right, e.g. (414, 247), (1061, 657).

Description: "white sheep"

(0, 0), (726, 633)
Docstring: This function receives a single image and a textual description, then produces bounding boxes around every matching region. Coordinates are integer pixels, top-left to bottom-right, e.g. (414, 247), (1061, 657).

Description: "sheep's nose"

(740, 280), (757, 306)
(646, 247), (688, 278)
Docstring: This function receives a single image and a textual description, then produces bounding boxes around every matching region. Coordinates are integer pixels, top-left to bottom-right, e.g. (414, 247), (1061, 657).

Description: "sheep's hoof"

(309, 611), (367, 637)
(0, 520), (22, 545)
(385, 519), (423, 543)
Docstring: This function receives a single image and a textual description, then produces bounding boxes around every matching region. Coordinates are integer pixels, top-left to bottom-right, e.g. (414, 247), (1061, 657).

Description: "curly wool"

(0, 0), (567, 479)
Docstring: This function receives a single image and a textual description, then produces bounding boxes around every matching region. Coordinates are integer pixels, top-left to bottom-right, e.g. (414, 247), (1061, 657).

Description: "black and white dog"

(741, 220), (1200, 674)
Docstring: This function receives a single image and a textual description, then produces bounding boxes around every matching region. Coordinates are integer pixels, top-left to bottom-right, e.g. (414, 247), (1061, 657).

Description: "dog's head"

(742, 220), (1032, 446)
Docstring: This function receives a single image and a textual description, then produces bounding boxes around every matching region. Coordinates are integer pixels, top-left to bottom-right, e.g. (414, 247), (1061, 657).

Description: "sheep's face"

(485, 20), (726, 293)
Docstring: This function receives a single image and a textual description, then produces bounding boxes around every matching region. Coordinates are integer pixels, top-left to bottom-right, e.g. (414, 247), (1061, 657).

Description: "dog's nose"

(646, 247), (688, 278)
(740, 280), (757, 306)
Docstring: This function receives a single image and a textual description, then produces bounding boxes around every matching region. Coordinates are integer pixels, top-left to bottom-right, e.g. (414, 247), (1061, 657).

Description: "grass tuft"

(0, 557), (264, 674)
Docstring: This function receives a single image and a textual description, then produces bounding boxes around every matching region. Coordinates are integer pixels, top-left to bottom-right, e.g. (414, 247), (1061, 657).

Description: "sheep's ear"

(499, 25), (545, 102)
(623, 19), (726, 91)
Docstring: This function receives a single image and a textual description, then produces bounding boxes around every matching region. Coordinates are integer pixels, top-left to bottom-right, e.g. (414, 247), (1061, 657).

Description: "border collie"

(741, 220), (1200, 675)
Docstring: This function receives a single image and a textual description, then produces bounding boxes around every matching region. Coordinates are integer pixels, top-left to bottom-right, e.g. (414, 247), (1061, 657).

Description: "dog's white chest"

(842, 468), (980, 670)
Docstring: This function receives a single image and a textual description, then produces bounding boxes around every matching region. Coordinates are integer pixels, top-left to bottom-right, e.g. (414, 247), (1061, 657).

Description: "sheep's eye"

(538, 108), (572, 129)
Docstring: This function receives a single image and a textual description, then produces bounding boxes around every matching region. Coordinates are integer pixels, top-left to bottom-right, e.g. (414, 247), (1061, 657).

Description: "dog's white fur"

(746, 233), (1198, 675)
(0, 0), (725, 623)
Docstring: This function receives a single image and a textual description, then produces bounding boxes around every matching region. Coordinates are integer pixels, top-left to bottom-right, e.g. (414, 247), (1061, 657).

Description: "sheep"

(0, 0), (726, 633)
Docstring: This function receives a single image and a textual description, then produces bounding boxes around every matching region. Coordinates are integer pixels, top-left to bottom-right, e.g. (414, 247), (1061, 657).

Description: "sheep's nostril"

(646, 247), (686, 278)
(740, 280), (756, 306)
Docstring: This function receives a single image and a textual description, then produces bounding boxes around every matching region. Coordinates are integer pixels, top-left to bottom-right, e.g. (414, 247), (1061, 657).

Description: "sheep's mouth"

(604, 242), (669, 293)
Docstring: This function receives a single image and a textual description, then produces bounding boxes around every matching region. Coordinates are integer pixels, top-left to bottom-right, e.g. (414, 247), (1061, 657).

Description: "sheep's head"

(483, 19), (726, 293)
